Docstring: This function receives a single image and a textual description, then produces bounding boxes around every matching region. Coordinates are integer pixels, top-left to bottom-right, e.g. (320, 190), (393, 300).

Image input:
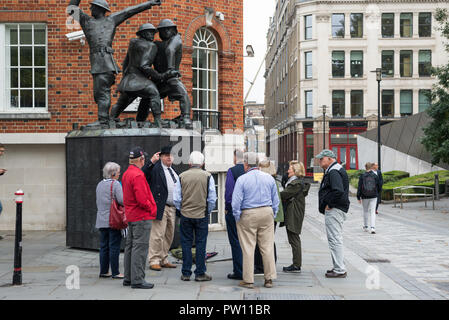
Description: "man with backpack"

(317, 149), (350, 278)
(357, 162), (381, 234)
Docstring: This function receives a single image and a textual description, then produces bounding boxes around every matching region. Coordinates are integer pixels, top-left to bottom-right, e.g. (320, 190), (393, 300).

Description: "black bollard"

(435, 174), (439, 201)
(12, 189), (24, 286)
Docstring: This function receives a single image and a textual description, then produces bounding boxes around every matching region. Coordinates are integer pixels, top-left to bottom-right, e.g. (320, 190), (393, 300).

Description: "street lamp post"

(370, 68), (382, 170)
(321, 105), (328, 149)
(375, 68), (382, 170)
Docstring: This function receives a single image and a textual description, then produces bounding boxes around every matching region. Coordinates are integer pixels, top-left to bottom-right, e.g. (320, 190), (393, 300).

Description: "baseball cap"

(129, 146), (147, 159)
(315, 149), (336, 159)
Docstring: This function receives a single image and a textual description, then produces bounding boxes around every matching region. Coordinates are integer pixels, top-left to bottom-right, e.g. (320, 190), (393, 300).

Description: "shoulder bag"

(109, 181), (127, 230)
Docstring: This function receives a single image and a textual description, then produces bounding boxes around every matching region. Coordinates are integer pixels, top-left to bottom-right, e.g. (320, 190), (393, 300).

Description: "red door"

(331, 145), (358, 170)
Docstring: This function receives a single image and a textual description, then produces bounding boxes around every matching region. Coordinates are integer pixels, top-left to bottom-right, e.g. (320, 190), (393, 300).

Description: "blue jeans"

(225, 211), (242, 277)
(99, 228), (122, 276)
(180, 215), (209, 277)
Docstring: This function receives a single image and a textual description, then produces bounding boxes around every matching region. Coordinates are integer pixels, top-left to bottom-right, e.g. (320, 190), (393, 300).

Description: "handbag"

(109, 181), (127, 230)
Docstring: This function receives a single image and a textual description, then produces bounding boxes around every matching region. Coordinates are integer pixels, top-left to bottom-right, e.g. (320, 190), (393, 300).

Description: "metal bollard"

(435, 174), (439, 201)
(446, 180), (449, 196)
(12, 189), (24, 286)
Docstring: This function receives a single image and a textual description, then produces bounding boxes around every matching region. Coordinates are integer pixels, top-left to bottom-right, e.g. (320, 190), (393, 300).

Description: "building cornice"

(297, 0), (446, 5)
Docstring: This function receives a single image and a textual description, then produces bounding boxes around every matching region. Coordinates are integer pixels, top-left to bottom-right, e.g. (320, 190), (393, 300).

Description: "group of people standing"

(96, 146), (379, 289)
(95, 145), (216, 289)
(224, 150), (310, 288)
(95, 146), (314, 289)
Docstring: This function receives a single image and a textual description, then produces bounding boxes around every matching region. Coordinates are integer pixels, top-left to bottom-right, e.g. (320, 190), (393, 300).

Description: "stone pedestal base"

(65, 128), (202, 250)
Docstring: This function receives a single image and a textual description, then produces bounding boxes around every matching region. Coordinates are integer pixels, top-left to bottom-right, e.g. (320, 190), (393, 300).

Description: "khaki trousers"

(236, 206), (277, 284)
(148, 205), (176, 266)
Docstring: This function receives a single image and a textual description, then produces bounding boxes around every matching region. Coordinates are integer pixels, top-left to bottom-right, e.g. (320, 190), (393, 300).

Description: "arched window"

(192, 27), (218, 112)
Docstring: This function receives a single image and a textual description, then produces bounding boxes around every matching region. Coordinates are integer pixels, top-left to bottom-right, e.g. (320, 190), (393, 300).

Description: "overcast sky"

(243, 0), (276, 104)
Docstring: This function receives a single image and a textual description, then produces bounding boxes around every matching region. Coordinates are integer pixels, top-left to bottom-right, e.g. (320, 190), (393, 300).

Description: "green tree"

(421, 8), (449, 165)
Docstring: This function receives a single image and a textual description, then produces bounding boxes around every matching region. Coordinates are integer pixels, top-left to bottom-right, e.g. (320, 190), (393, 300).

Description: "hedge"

(381, 170), (449, 200)
(348, 170), (409, 190)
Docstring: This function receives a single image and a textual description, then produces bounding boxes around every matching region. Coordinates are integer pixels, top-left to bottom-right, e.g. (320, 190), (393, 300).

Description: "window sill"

(0, 112), (51, 120)
(379, 36), (435, 40)
(329, 37), (367, 40)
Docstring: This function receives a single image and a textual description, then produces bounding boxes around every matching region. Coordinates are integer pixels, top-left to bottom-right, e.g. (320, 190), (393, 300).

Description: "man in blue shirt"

(173, 151), (216, 282)
(232, 152), (279, 289)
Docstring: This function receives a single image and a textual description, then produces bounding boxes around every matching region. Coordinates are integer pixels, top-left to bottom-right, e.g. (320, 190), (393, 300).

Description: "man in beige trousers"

(142, 145), (179, 271)
(231, 152), (279, 288)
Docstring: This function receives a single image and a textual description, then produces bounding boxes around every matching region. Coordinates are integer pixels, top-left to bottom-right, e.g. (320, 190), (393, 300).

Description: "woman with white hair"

(95, 161), (124, 279)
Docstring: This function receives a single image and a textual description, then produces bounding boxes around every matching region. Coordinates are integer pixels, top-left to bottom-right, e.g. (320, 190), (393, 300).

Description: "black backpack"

(362, 172), (377, 198)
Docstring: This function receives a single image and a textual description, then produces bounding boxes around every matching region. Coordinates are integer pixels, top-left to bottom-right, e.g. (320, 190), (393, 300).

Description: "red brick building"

(0, 0), (244, 230)
(0, 0), (243, 132)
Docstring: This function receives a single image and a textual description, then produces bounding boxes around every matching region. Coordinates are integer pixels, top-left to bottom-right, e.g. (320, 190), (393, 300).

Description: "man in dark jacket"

(224, 149), (245, 280)
(372, 163), (383, 214)
(142, 145), (179, 271)
(317, 149), (350, 278)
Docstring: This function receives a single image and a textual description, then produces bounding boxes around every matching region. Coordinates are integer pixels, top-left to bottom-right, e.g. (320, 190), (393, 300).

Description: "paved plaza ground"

(0, 185), (448, 300)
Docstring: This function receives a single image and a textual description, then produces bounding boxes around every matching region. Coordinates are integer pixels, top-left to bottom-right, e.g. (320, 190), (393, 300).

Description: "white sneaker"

(370, 228), (376, 234)
(363, 226), (369, 232)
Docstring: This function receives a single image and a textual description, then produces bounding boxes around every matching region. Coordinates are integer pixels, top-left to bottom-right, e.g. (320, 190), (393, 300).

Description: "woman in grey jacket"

(96, 162), (124, 279)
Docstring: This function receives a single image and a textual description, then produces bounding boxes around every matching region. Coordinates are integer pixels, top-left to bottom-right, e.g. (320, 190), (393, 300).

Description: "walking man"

(372, 162), (383, 214)
(316, 149), (350, 278)
(67, 0), (161, 128)
(143, 145), (179, 271)
(173, 151), (216, 281)
(224, 149), (245, 280)
(357, 162), (381, 234)
(122, 147), (157, 289)
(232, 152), (279, 289)
(0, 143), (6, 240)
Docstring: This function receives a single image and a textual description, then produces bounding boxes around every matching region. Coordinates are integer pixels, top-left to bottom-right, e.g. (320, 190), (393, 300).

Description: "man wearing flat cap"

(142, 145), (179, 271)
(122, 146), (157, 289)
(316, 149), (350, 279)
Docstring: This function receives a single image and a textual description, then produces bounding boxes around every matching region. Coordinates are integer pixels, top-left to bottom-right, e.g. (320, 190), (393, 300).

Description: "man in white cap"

(316, 149), (350, 278)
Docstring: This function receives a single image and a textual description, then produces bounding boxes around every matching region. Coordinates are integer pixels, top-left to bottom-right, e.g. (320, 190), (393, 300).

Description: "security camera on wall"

(216, 11), (225, 21)
(65, 30), (86, 45)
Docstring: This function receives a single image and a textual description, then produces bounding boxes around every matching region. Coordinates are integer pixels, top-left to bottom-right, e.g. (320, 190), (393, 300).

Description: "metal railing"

(192, 109), (220, 131)
(393, 185), (435, 210)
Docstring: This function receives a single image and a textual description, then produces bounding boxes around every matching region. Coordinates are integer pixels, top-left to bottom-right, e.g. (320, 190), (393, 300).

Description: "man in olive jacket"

(280, 161), (310, 273)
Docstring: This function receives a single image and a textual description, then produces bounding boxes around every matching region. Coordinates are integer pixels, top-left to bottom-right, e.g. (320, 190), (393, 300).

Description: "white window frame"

(0, 23), (48, 113)
(208, 172), (225, 231)
(192, 27), (218, 112)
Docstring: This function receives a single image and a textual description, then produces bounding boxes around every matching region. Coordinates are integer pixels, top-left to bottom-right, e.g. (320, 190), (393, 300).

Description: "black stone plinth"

(65, 128), (203, 250)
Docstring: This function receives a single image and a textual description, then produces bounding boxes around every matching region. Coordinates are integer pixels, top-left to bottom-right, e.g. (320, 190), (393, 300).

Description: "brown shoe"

(238, 281), (254, 289)
(161, 262), (177, 268)
(264, 279), (273, 288)
(150, 264), (161, 271)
